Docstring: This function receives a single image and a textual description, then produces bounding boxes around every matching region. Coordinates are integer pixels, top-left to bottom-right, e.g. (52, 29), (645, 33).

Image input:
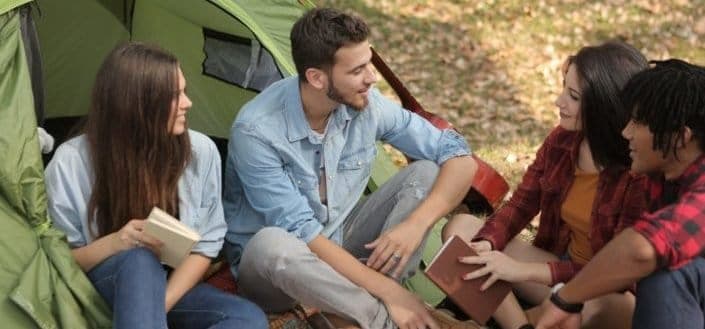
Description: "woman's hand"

(469, 239), (492, 253)
(113, 219), (163, 255)
(459, 250), (533, 290)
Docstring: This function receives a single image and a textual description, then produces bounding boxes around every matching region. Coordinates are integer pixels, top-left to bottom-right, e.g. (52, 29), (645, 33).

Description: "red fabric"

(475, 126), (648, 284)
(205, 265), (238, 294)
(633, 154), (705, 269)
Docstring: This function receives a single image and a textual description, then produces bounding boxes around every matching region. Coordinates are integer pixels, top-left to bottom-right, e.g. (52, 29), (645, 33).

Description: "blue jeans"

(87, 248), (267, 329)
(633, 257), (705, 329)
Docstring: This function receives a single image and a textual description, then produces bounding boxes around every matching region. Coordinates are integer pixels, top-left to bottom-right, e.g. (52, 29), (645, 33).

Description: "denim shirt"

(45, 130), (227, 258)
(224, 76), (470, 270)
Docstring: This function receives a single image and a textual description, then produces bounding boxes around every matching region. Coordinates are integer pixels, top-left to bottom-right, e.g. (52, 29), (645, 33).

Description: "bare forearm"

(309, 235), (398, 298)
(526, 262), (553, 285)
(408, 155), (476, 229)
(559, 228), (658, 303)
(165, 254), (211, 311)
(71, 233), (120, 272)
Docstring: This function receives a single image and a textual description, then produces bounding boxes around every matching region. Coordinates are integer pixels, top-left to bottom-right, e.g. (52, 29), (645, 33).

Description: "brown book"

(424, 235), (512, 325)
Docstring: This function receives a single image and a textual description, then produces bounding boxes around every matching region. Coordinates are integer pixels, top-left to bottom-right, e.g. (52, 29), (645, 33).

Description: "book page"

(144, 207), (201, 267)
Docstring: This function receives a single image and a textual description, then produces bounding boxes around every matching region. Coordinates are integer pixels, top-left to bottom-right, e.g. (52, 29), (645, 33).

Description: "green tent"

(37, 0), (316, 139)
(0, 2), (111, 329)
(1, 0), (318, 327)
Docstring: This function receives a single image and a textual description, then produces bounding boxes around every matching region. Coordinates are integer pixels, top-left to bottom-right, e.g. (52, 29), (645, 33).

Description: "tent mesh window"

(203, 28), (283, 92)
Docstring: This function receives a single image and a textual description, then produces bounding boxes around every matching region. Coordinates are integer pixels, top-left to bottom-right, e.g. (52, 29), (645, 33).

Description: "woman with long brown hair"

(44, 42), (267, 329)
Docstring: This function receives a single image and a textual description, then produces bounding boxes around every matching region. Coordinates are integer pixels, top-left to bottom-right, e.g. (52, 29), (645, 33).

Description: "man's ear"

(681, 126), (694, 148)
(304, 67), (328, 90)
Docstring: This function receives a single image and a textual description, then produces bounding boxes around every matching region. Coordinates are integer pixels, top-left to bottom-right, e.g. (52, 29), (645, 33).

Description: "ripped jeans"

(235, 160), (439, 329)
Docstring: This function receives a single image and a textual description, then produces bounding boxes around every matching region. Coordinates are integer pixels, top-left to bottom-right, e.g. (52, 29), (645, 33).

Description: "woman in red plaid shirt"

(442, 41), (649, 329)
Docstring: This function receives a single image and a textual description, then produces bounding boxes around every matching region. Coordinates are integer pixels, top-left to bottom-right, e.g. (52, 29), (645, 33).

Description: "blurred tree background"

(317, 0), (705, 187)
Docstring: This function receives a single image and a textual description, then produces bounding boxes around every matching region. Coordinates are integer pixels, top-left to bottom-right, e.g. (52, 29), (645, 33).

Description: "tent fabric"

(0, 8), (111, 328)
(19, 4), (44, 123)
(35, 0), (315, 139)
(35, 0), (130, 121)
(0, 0), (32, 15)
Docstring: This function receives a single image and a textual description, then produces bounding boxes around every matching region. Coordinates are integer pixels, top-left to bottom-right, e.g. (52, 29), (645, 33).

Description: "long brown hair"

(86, 42), (191, 238)
(568, 41), (647, 171)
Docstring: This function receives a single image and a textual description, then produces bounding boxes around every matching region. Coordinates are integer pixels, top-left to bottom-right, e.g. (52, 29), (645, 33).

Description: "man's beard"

(326, 79), (368, 111)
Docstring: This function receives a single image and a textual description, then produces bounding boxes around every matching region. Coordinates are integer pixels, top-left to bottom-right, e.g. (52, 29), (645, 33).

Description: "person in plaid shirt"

(442, 41), (649, 329)
(536, 59), (705, 329)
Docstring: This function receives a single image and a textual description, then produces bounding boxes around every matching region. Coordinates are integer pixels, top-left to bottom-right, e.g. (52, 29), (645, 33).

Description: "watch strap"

(550, 284), (584, 314)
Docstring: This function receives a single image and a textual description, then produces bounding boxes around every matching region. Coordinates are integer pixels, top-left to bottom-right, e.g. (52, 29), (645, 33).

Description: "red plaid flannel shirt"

(475, 127), (648, 284)
(633, 154), (705, 269)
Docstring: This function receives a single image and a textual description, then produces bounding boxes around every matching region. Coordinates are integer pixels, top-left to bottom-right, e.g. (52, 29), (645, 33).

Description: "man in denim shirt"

(223, 8), (477, 329)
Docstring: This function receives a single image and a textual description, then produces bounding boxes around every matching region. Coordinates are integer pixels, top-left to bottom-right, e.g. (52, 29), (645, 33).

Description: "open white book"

(144, 207), (201, 268)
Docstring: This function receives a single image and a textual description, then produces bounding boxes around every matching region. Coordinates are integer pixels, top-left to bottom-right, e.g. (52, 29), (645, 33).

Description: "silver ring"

(391, 252), (402, 261)
(134, 239), (141, 247)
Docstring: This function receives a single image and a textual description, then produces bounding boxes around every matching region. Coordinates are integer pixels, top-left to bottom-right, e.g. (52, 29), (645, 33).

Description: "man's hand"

(535, 298), (581, 329)
(381, 284), (439, 329)
(364, 220), (427, 279)
(459, 250), (534, 290)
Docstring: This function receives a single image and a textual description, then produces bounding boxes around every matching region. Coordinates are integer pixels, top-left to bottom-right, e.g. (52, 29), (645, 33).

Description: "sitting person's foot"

(428, 306), (486, 329)
(320, 312), (360, 329)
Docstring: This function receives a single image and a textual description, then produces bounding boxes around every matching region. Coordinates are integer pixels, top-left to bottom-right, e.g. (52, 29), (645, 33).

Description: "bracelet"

(549, 283), (584, 314)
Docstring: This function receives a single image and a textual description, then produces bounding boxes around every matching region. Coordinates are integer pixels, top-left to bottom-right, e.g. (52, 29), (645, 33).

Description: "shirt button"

(297, 180), (302, 185)
(357, 161), (362, 166)
(329, 175), (334, 180)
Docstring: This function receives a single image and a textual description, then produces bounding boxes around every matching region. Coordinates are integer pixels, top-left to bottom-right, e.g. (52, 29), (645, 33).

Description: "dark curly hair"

(621, 59), (705, 158)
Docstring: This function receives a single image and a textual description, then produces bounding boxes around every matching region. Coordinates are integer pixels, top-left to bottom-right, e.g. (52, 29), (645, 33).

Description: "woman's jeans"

(87, 248), (267, 329)
(633, 257), (705, 329)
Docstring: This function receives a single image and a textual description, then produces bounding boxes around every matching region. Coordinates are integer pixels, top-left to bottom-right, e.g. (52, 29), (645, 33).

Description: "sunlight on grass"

(318, 0), (705, 192)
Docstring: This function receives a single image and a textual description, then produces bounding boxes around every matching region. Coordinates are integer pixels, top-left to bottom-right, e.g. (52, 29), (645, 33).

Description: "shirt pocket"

(337, 145), (377, 191)
(338, 145), (377, 170)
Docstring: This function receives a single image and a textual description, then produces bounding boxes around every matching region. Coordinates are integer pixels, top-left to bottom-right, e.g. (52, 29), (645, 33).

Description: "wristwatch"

(550, 283), (584, 314)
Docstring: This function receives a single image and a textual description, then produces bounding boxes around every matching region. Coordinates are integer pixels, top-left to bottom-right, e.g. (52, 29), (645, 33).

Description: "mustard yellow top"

(561, 167), (599, 265)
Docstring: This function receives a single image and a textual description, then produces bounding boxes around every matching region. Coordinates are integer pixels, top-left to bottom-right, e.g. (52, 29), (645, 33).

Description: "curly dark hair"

(621, 59), (705, 158)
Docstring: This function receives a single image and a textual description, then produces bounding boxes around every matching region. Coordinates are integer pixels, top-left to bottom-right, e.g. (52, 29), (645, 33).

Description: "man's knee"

(242, 227), (304, 275)
(638, 269), (676, 294)
(406, 160), (440, 184)
(640, 258), (705, 299)
(635, 264), (705, 329)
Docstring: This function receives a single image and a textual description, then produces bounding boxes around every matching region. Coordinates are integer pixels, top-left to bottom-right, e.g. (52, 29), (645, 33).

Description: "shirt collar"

(553, 126), (582, 151)
(674, 153), (705, 191)
(283, 77), (355, 142)
(283, 78), (310, 142)
(551, 126), (582, 161)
